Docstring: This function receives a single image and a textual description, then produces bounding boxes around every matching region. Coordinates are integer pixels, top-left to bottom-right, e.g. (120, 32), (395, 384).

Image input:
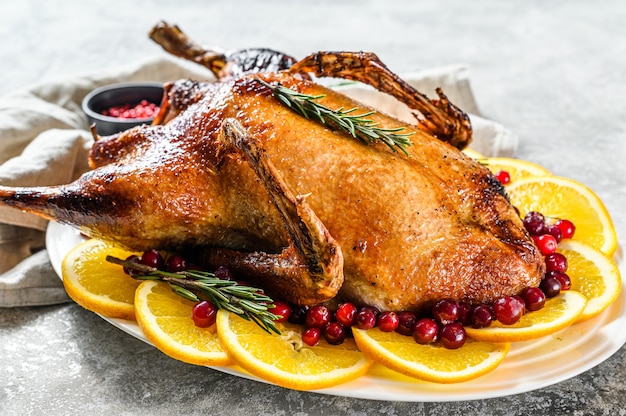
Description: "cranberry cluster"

(524, 211), (575, 253)
(274, 302), (424, 347)
(266, 291), (539, 350)
(124, 249), (187, 273)
(124, 249), (220, 327)
(101, 99), (160, 119)
(523, 211), (575, 295)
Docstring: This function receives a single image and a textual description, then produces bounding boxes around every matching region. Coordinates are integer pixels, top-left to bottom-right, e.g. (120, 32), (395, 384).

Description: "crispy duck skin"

(0, 24), (545, 310)
(0, 71), (544, 311)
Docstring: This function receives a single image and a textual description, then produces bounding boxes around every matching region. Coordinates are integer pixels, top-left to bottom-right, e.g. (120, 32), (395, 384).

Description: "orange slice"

(557, 240), (622, 322)
(352, 328), (510, 384)
(462, 148), (486, 159)
(134, 280), (231, 366)
(481, 157), (551, 183)
(464, 290), (587, 343)
(61, 238), (140, 320)
(215, 310), (373, 390)
(506, 175), (618, 256)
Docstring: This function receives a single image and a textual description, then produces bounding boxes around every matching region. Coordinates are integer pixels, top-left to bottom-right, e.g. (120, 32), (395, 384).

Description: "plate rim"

(46, 221), (626, 402)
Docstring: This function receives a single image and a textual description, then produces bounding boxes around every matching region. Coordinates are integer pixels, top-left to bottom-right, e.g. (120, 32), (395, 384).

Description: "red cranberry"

(439, 322), (467, 349)
(521, 287), (546, 311)
(554, 219), (576, 239)
(396, 311), (417, 336)
(412, 318), (439, 344)
(323, 322), (346, 345)
(495, 170), (511, 184)
(544, 252), (568, 273)
(302, 327), (321, 346)
(471, 305), (494, 328)
(545, 224), (563, 243)
(548, 270), (572, 291)
(165, 254), (187, 272)
(532, 234), (558, 255)
(540, 276), (561, 298)
(123, 254), (141, 275)
(140, 249), (165, 269)
(268, 300), (292, 323)
(523, 211), (546, 235)
(214, 265), (234, 280)
(192, 300), (218, 327)
(335, 302), (358, 327)
(360, 305), (381, 317)
(355, 309), (377, 330)
(457, 302), (473, 326)
(513, 295), (527, 315)
(377, 311), (399, 332)
(493, 296), (525, 325)
(305, 305), (331, 328)
(432, 299), (459, 325)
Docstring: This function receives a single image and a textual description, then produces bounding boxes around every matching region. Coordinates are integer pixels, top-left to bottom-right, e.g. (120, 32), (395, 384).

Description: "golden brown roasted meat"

(0, 68), (544, 311)
(0, 23), (545, 311)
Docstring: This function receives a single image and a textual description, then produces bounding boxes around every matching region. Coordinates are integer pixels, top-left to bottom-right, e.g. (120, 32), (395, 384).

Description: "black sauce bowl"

(82, 82), (164, 136)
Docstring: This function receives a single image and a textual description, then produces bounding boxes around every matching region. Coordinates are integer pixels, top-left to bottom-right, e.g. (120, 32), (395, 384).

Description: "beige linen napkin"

(0, 58), (517, 307)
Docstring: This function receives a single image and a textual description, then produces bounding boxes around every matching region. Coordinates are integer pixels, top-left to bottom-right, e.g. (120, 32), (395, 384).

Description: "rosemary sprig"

(258, 79), (414, 154)
(106, 256), (281, 334)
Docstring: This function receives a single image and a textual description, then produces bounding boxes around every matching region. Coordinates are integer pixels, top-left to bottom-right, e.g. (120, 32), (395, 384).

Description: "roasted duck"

(0, 22), (544, 311)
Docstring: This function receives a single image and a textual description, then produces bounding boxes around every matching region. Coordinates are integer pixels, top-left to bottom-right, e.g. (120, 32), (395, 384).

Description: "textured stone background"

(2, 1), (626, 415)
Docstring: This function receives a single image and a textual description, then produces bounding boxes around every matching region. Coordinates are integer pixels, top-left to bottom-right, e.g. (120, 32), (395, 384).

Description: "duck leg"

(193, 118), (344, 305)
(289, 51), (472, 149)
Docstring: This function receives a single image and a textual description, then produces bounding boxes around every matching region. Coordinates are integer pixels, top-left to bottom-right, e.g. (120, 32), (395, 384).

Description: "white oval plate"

(47, 221), (626, 402)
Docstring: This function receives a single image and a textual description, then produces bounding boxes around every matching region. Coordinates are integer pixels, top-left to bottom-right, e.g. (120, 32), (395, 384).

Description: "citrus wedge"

(557, 240), (622, 322)
(352, 328), (510, 384)
(134, 281), (231, 366)
(506, 175), (618, 256)
(465, 290), (588, 343)
(61, 238), (140, 320)
(216, 310), (373, 390)
(481, 157), (551, 183)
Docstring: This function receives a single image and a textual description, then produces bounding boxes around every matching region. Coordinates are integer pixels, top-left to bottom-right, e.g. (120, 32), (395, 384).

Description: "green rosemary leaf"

(258, 79), (414, 154)
(169, 284), (199, 302)
(249, 314), (281, 335)
(107, 255), (281, 335)
(239, 299), (269, 313)
(133, 274), (163, 281)
(223, 303), (246, 315)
